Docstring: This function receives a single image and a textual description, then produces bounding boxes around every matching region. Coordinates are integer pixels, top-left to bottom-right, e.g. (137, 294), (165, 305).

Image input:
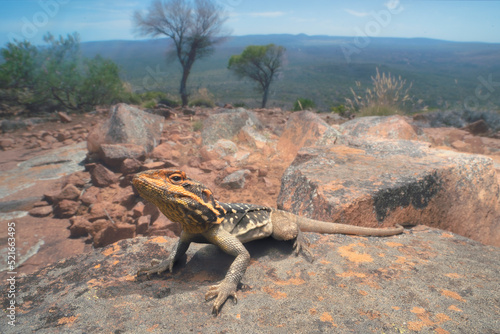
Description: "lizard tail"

(297, 216), (404, 236)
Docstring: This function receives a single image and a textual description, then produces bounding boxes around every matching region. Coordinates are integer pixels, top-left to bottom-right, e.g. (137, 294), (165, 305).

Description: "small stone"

(141, 161), (166, 171)
(53, 200), (80, 218)
(120, 158), (142, 174)
(136, 215), (151, 235)
(80, 186), (100, 206)
(29, 206), (53, 217)
(56, 184), (81, 202)
(93, 223), (136, 248)
(58, 111), (72, 123)
(0, 138), (15, 150)
(69, 216), (92, 237)
(220, 170), (251, 189)
(90, 164), (119, 187)
(132, 202), (145, 218)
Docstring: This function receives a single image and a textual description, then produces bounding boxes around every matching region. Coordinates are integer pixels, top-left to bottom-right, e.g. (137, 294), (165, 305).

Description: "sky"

(0, 0), (499, 47)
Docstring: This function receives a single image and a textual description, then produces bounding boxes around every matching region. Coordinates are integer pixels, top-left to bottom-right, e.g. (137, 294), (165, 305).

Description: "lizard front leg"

(136, 231), (193, 279)
(203, 225), (251, 315)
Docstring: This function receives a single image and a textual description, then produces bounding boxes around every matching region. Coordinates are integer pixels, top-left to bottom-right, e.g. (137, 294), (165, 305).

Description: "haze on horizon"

(0, 0), (499, 47)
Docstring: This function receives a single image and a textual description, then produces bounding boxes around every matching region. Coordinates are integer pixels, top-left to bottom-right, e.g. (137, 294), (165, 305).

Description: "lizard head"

(133, 169), (226, 233)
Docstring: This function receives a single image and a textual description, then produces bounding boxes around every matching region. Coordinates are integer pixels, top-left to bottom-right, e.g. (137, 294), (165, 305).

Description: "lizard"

(132, 169), (404, 314)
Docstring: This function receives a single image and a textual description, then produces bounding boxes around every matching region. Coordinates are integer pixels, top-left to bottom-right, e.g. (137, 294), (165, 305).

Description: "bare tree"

(134, 0), (228, 106)
(228, 44), (285, 108)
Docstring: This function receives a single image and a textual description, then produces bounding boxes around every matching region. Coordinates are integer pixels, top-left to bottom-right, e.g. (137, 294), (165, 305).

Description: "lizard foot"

(294, 231), (314, 262)
(136, 259), (174, 279)
(205, 280), (238, 315)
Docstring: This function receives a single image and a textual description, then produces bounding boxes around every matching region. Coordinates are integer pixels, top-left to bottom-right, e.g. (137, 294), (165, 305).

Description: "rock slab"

(278, 139), (500, 247)
(3, 230), (499, 333)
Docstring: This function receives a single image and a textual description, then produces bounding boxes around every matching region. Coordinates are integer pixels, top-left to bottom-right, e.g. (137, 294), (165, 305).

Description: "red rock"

(29, 206), (53, 217)
(56, 184), (81, 202)
(87, 219), (112, 238)
(132, 202), (145, 218)
(0, 138), (15, 150)
(58, 111), (72, 123)
(150, 142), (174, 160)
(147, 214), (180, 237)
(69, 216), (92, 237)
(463, 119), (489, 136)
(99, 143), (146, 170)
(136, 215), (151, 235)
(140, 161), (166, 171)
(120, 158), (142, 174)
(80, 186), (100, 206)
(53, 200), (80, 218)
(93, 223), (136, 248)
(90, 164), (118, 187)
(63, 171), (89, 188)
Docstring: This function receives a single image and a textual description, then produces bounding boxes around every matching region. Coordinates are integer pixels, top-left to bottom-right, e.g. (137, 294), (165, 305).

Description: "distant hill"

(81, 34), (500, 110)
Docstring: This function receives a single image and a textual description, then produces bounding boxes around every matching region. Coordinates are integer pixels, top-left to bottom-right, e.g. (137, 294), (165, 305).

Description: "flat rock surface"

(3, 229), (499, 333)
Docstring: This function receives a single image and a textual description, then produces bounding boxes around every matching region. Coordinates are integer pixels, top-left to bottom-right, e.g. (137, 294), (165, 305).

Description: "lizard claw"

(293, 232), (314, 262)
(205, 281), (238, 315)
(136, 259), (174, 279)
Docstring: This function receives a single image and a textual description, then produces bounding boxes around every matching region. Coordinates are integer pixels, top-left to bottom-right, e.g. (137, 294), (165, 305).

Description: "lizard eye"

(169, 173), (184, 184)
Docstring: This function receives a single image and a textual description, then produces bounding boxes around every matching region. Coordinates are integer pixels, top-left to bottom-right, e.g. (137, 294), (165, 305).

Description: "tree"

(0, 32), (126, 113)
(133, 0), (228, 106)
(228, 44), (285, 108)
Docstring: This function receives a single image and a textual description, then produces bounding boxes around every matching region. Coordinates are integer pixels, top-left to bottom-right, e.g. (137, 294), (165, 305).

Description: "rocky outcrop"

(201, 108), (262, 145)
(340, 115), (420, 140)
(278, 140), (500, 247)
(4, 231), (499, 333)
(87, 103), (164, 154)
(277, 111), (341, 162)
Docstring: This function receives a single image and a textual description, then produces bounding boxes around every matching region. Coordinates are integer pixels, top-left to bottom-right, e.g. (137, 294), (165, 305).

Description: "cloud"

(248, 11), (286, 18)
(344, 9), (370, 17)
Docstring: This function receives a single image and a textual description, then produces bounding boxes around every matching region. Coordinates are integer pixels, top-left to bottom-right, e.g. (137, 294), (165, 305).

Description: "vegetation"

(228, 44), (286, 108)
(0, 32), (125, 114)
(133, 0), (228, 107)
(293, 98), (316, 111)
(189, 88), (215, 107)
(345, 68), (424, 116)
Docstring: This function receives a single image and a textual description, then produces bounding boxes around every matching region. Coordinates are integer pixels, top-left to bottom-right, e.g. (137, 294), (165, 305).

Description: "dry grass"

(346, 68), (422, 116)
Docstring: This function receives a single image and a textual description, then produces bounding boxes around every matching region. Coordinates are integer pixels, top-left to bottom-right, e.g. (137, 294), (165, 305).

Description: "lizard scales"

(132, 169), (403, 314)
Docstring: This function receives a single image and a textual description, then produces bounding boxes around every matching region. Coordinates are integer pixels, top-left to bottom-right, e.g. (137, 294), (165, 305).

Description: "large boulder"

(278, 139), (500, 247)
(277, 111), (341, 162)
(87, 103), (164, 154)
(6, 232), (499, 333)
(201, 108), (262, 146)
(340, 115), (419, 140)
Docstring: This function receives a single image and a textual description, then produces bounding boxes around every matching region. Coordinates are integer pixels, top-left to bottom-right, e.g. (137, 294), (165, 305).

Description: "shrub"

(293, 98), (316, 111)
(189, 88), (215, 108)
(345, 68), (422, 116)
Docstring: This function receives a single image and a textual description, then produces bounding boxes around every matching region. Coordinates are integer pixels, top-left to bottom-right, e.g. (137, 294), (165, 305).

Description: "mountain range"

(80, 34), (500, 110)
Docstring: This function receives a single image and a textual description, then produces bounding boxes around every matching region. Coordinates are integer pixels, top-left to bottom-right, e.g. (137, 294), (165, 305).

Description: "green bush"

(0, 32), (126, 113)
(293, 98), (316, 111)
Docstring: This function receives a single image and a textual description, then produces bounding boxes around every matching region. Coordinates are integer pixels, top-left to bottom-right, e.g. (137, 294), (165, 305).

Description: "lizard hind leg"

(271, 210), (314, 262)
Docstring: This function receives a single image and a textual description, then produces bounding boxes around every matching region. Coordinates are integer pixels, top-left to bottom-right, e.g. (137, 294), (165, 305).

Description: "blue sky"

(0, 0), (499, 47)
